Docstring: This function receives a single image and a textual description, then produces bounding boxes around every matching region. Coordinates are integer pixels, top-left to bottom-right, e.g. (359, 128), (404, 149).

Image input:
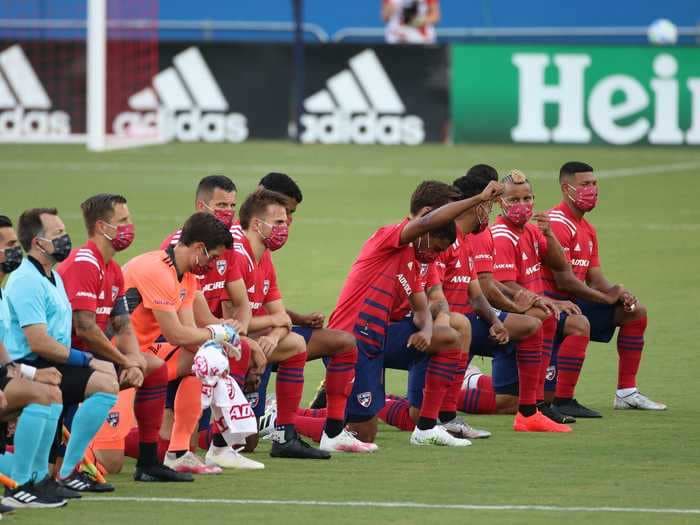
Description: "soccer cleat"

(133, 463), (194, 482)
(462, 364), (483, 389)
(538, 401), (576, 424)
(614, 391), (667, 411)
(59, 470), (114, 493)
(164, 451), (222, 475)
(2, 481), (67, 509)
(439, 415), (491, 439)
(554, 398), (602, 418)
(513, 411), (572, 433)
(270, 427), (331, 459)
(308, 380), (327, 409)
(409, 425), (472, 447)
(205, 445), (265, 470)
(319, 429), (377, 453)
(36, 476), (81, 499)
(0, 503), (14, 514)
(258, 398), (277, 439)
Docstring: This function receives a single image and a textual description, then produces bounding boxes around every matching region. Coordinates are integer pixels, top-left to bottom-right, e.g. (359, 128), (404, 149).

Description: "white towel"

(201, 376), (257, 446)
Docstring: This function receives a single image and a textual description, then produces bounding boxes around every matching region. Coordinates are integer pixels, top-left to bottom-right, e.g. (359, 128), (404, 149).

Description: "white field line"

(83, 496), (700, 515)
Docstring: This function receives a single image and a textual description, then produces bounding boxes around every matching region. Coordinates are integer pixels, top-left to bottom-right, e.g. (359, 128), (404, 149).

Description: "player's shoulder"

(162, 228), (182, 248)
(230, 222), (244, 240)
(490, 221), (519, 245)
(124, 250), (167, 275)
(548, 205), (578, 237)
(70, 245), (105, 274)
(232, 239), (254, 272)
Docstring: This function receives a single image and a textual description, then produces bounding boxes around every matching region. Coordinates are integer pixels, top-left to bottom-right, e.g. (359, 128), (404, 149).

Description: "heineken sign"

(451, 44), (700, 146)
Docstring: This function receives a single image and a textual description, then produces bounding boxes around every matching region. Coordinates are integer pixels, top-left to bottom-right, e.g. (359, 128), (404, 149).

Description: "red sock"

(420, 351), (459, 420)
(276, 350), (307, 426)
(441, 352), (468, 413)
(556, 334), (589, 398)
(198, 429), (211, 451)
(538, 316), (557, 401)
(124, 428), (139, 459)
(378, 398), (414, 431)
(295, 416), (325, 442)
(457, 375), (496, 414)
(157, 438), (169, 462)
(297, 407), (327, 418)
(517, 327), (543, 406)
(229, 339), (251, 387)
(324, 346), (357, 423)
(617, 316), (647, 389)
(134, 362), (168, 443)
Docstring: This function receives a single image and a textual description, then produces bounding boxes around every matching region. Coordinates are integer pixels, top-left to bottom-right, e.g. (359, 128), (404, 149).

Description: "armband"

(67, 348), (92, 367)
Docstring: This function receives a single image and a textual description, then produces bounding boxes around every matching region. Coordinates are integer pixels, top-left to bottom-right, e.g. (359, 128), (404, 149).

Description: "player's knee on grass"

(86, 370), (119, 397)
(495, 394), (518, 414)
(347, 417), (378, 443)
(565, 314), (590, 337)
(94, 449), (125, 474)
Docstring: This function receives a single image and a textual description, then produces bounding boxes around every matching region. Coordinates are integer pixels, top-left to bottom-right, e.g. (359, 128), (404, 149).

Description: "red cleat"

(513, 411), (572, 433)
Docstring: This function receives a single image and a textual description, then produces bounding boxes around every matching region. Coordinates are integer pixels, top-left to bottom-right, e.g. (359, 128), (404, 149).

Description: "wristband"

(19, 364), (37, 380)
(67, 348), (92, 367)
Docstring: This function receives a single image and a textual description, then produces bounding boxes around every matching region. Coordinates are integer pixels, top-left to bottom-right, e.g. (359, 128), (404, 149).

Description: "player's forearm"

(24, 330), (70, 363)
(286, 309), (306, 325)
(193, 293), (220, 327)
(587, 270), (613, 293)
(427, 286), (450, 319)
(470, 293), (498, 325)
(269, 326), (290, 340)
(163, 325), (212, 347)
(478, 275), (520, 312)
(76, 321), (128, 365)
(0, 342), (11, 365)
(553, 271), (611, 304)
(112, 315), (143, 362)
(248, 315), (278, 333)
(404, 194), (486, 243)
(412, 307), (433, 336)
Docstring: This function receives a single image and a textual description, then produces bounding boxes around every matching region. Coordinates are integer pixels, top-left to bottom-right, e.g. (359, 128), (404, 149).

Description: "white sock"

(616, 387), (637, 397)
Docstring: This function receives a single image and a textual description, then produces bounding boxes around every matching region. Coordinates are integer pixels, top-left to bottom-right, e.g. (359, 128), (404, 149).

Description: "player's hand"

(119, 366), (144, 388)
(257, 335), (280, 357)
(479, 181), (504, 202)
(555, 300), (582, 316)
(221, 341), (242, 361)
(535, 296), (561, 320)
(249, 343), (267, 374)
(621, 289), (639, 312)
(604, 284), (625, 305)
(244, 370), (261, 393)
(489, 320), (510, 344)
(0, 390), (7, 412)
(207, 323), (239, 344)
(513, 289), (538, 313)
(407, 331), (431, 352)
(221, 318), (243, 334)
(532, 212), (552, 236)
(271, 312), (293, 330)
(34, 367), (62, 386)
(90, 358), (116, 375)
(301, 312), (325, 329)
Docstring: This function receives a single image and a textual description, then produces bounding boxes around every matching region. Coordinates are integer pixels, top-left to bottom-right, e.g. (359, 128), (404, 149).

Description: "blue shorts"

(492, 343), (519, 395)
(543, 313), (567, 393)
(384, 317), (424, 371)
(291, 325), (314, 344)
(576, 299), (617, 343)
(346, 342), (387, 422)
(468, 310), (509, 357)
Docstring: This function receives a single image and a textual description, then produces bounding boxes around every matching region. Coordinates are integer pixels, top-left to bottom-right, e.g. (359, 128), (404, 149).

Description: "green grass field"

(1, 141), (700, 524)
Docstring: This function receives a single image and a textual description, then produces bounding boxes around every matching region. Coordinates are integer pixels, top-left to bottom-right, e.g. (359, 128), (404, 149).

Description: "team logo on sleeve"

(179, 289), (187, 300)
(357, 391), (373, 408)
(111, 286), (119, 301)
(216, 259), (227, 276)
(107, 411), (120, 427)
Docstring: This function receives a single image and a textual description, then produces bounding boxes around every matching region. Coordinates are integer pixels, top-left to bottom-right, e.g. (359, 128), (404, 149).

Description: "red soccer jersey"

(389, 253), (430, 322)
(232, 234), (281, 316)
(541, 202), (601, 297)
(426, 230), (478, 315)
(490, 216), (548, 294)
(471, 228), (496, 275)
(57, 241), (124, 350)
(328, 220), (416, 355)
(161, 229), (242, 318)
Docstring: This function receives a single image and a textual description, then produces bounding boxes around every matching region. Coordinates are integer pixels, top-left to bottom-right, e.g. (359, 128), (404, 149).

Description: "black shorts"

(17, 357), (94, 406)
(0, 375), (10, 391)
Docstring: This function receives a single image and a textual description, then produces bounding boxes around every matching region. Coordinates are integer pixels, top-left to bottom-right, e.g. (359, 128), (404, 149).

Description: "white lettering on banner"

(511, 52), (700, 145)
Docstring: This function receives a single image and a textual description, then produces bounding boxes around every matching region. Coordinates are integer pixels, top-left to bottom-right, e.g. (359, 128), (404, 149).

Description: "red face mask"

(502, 201), (533, 227)
(260, 222), (289, 252)
(103, 223), (135, 252)
(567, 184), (598, 212)
(414, 233), (439, 263)
(191, 247), (213, 276)
(213, 209), (234, 229)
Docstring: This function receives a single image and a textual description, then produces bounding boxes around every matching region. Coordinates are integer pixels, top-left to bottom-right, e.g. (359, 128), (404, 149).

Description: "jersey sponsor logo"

(396, 272), (413, 296)
(76, 291), (97, 299)
(494, 263), (515, 270)
(201, 280), (225, 293)
(263, 280), (270, 296)
(216, 259), (227, 276)
(473, 253), (492, 260)
(450, 275), (472, 284)
(251, 301), (263, 310)
(525, 262), (542, 276)
(300, 49), (425, 145)
(114, 47), (248, 143)
(95, 306), (113, 315)
(357, 391), (373, 408)
(570, 258), (590, 267)
(0, 45), (71, 139)
(153, 298), (176, 306)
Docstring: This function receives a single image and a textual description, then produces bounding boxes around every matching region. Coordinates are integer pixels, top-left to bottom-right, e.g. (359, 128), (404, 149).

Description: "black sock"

(212, 433), (227, 447)
(324, 418), (344, 438)
(519, 404), (537, 417)
(417, 417), (436, 430)
(172, 450), (187, 458)
(137, 442), (158, 467)
(553, 397), (571, 405)
(439, 411), (456, 423)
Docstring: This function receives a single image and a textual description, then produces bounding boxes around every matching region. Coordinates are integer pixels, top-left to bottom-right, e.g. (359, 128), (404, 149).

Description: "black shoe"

(309, 381), (327, 410)
(134, 463), (194, 482)
(60, 470), (114, 493)
(554, 398), (602, 418)
(538, 402), (576, 424)
(2, 481), (67, 509)
(0, 503), (15, 514)
(270, 427), (331, 460)
(36, 476), (81, 499)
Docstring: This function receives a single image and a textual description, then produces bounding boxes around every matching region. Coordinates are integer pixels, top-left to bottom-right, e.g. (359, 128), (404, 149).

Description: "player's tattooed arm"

(426, 284), (450, 321)
(477, 272), (530, 313)
(408, 291), (433, 351)
(111, 312), (146, 372)
(74, 310), (131, 367)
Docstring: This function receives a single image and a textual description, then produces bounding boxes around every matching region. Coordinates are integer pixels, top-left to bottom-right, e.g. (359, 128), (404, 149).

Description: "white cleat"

(258, 399), (277, 439)
(319, 429), (377, 453)
(410, 425), (472, 447)
(614, 391), (667, 411)
(205, 445), (265, 470)
(164, 451), (222, 475)
(439, 416), (491, 439)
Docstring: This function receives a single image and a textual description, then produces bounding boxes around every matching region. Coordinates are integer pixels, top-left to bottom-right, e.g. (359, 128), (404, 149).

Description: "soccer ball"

(647, 19), (678, 46)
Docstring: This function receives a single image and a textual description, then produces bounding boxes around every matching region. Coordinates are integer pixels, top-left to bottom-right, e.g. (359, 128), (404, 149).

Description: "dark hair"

(410, 180), (462, 215)
(259, 172), (303, 204)
(0, 215), (12, 229)
(196, 175), (236, 201)
(80, 194), (127, 235)
(559, 161), (594, 182)
(239, 189), (289, 230)
(501, 169), (532, 190)
(453, 164), (498, 198)
(431, 221), (457, 244)
(18, 208), (58, 252)
(179, 212), (232, 250)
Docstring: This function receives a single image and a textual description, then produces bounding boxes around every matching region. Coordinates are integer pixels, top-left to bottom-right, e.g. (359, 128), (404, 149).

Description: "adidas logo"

(455, 259), (462, 269)
(522, 253), (528, 260)
(113, 47), (248, 143)
(574, 243), (582, 251)
(0, 45), (71, 138)
(299, 49), (424, 145)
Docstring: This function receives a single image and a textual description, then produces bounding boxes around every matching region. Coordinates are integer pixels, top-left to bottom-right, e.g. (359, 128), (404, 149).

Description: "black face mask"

(1, 246), (22, 273)
(41, 234), (72, 262)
